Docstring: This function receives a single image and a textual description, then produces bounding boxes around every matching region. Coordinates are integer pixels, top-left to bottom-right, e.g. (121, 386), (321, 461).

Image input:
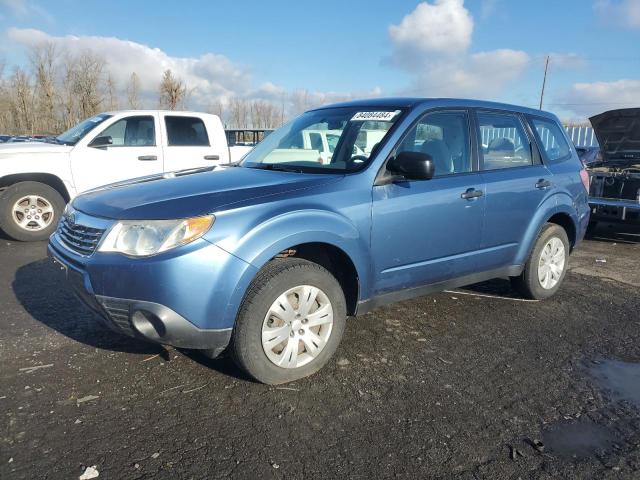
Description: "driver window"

(97, 116), (155, 147)
(398, 111), (471, 176)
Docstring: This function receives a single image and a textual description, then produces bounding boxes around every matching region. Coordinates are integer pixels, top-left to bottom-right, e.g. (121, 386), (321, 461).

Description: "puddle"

(541, 358), (640, 460)
(589, 359), (640, 408)
(542, 420), (620, 459)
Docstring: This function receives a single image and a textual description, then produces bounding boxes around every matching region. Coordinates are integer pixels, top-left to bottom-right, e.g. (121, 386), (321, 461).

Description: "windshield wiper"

(249, 164), (305, 173)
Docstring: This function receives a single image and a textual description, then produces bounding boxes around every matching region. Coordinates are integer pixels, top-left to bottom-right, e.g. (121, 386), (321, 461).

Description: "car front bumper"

(48, 229), (257, 355)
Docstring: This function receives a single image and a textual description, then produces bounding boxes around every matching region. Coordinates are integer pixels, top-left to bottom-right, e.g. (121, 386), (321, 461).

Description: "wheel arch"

(215, 210), (370, 324)
(0, 173), (71, 203)
(515, 194), (580, 265)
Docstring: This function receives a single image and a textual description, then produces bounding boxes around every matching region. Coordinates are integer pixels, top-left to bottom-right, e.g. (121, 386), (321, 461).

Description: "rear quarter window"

(529, 116), (572, 163)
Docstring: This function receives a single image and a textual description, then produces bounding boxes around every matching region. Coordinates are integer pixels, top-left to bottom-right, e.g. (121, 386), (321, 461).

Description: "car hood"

(0, 142), (72, 155)
(73, 166), (343, 220)
(589, 108), (640, 164)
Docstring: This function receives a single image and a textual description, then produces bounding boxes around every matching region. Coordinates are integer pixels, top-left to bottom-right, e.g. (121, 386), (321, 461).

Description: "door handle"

(138, 155), (157, 161)
(535, 179), (552, 189)
(461, 188), (483, 200)
(203, 155), (220, 161)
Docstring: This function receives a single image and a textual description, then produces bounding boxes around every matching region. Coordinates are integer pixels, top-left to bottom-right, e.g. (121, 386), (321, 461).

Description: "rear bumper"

(589, 197), (640, 224)
(48, 232), (257, 355)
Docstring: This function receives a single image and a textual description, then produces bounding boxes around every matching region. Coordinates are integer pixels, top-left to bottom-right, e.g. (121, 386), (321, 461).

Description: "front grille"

(98, 298), (135, 336)
(58, 216), (105, 256)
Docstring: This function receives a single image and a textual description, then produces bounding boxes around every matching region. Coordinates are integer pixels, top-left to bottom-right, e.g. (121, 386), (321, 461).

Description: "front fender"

(213, 207), (371, 301)
(514, 192), (580, 265)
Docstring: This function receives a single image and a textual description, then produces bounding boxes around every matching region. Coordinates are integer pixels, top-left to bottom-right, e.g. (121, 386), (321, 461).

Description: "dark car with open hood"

(586, 108), (640, 227)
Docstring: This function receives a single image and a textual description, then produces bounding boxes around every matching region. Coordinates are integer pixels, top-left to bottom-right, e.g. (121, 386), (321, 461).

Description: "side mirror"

(89, 135), (113, 148)
(387, 151), (435, 180)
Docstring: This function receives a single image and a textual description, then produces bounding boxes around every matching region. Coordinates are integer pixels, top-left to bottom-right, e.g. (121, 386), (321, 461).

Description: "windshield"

(240, 107), (404, 173)
(56, 113), (112, 146)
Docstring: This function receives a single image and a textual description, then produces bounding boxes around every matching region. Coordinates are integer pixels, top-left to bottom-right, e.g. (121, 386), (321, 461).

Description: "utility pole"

(539, 55), (550, 110)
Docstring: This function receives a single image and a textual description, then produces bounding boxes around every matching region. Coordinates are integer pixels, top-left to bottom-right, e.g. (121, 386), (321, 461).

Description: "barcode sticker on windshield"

(351, 110), (400, 122)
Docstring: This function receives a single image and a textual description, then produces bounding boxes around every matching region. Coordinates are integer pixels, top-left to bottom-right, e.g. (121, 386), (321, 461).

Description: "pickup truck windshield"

(55, 114), (113, 146)
(240, 107), (404, 173)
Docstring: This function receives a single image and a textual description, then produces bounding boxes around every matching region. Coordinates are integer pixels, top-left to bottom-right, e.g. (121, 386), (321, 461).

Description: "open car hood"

(589, 108), (640, 164)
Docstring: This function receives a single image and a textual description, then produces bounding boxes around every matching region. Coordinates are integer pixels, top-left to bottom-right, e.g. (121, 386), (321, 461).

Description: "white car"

(0, 110), (249, 241)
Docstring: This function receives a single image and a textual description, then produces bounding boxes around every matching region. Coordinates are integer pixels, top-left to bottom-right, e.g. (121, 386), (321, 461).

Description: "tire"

(231, 258), (347, 385)
(511, 223), (570, 300)
(0, 181), (65, 242)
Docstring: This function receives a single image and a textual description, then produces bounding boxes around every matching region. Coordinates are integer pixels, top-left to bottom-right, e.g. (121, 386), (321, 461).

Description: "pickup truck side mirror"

(89, 135), (113, 148)
(387, 151), (435, 181)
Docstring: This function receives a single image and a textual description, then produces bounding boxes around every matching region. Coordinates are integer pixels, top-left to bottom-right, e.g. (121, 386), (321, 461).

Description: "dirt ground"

(1, 222), (639, 479)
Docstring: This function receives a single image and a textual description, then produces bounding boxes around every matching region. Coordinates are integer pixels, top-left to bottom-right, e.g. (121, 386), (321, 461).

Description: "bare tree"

(126, 72), (141, 109)
(60, 54), (79, 129)
(105, 73), (119, 111)
(250, 100), (281, 128)
(72, 51), (105, 119)
(228, 97), (250, 128)
(158, 69), (186, 110)
(208, 99), (226, 124)
(30, 42), (59, 133)
(8, 67), (35, 134)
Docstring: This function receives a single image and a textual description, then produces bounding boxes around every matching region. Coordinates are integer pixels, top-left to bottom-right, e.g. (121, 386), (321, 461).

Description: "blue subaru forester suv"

(48, 98), (590, 384)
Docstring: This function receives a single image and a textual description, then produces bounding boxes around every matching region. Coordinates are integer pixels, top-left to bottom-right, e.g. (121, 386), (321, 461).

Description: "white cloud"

(7, 28), (251, 107)
(404, 49), (530, 97)
(558, 79), (640, 118)
(547, 53), (588, 70)
(594, 0), (640, 28)
(0, 0), (51, 21)
(389, 0), (473, 57)
(5, 28), (379, 116)
(388, 1), (529, 98)
(480, 0), (501, 19)
(0, 0), (29, 15)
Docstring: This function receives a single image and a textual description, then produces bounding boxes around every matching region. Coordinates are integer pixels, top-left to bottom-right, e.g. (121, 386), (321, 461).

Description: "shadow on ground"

(12, 258), (165, 355)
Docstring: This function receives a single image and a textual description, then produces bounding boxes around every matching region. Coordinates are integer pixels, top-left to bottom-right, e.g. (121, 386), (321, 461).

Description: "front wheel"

(0, 181), (65, 241)
(231, 258), (346, 384)
(511, 223), (570, 300)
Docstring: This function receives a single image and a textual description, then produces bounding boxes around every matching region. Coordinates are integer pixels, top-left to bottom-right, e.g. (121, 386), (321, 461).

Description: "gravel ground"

(1, 223), (639, 479)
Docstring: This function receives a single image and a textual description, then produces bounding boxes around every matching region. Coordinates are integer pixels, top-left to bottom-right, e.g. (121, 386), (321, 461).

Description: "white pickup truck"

(0, 110), (247, 241)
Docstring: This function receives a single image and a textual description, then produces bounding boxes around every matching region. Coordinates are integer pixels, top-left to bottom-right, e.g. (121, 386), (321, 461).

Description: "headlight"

(98, 216), (214, 257)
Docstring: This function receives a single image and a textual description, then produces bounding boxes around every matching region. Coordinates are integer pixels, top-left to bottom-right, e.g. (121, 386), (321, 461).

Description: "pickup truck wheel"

(0, 181), (65, 242)
(231, 258), (346, 385)
(511, 223), (570, 300)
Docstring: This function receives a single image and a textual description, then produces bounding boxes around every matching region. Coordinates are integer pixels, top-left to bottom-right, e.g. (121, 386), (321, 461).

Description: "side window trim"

(380, 107), (478, 180)
(474, 109), (537, 172)
(94, 115), (157, 147)
(526, 114), (572, 164)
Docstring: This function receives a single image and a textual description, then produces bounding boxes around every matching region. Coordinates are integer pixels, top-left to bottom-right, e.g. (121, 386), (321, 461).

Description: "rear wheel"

(0, 181), (65, 241)
(231, 258), (346, 384)
(511, 223), (570, 300)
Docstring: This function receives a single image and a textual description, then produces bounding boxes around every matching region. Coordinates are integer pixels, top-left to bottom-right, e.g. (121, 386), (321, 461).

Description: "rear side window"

(165, 116), (210, 146)
(478, 112), (532, 170)
(98, 116), (155, 146)
(530, 117), (571, 163)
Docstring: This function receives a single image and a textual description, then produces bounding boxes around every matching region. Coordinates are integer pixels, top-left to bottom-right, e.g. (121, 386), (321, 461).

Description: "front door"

(70, 114), (162, 193)
(371, 110), (485, 295)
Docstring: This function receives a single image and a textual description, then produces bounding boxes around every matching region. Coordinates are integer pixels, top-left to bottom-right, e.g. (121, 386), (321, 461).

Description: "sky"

(0, 0), (639, 121)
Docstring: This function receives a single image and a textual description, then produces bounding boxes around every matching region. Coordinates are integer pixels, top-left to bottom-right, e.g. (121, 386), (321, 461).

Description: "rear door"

(371, 109), (486, 294)
(475, 110), (554, 270)
(70, 114), (162, 193)
(161, 114), (225, 172)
